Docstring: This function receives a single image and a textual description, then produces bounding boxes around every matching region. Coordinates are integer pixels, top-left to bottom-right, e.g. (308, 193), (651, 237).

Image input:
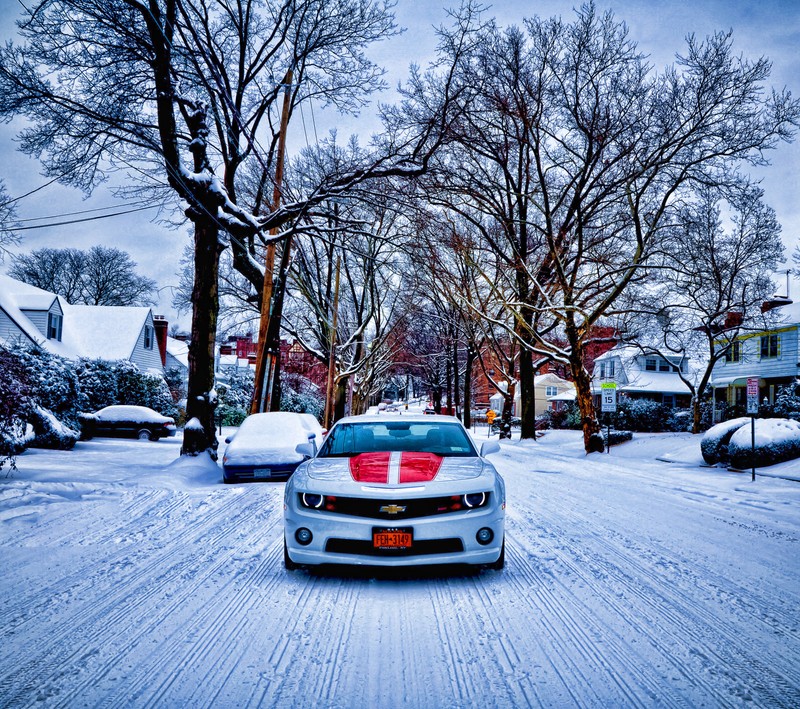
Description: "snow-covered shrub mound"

(604, 430), (633, 446)
(728, 418), (800, 469)
(700, 417), (750, 464)
(28, 405), (79, 450)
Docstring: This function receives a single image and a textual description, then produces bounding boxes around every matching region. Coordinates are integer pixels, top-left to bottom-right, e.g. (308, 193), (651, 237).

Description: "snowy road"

(1, 432), (799, 707)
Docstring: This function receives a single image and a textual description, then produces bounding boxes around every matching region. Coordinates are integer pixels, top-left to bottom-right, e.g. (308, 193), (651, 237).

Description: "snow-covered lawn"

(1, 429), (799, 707)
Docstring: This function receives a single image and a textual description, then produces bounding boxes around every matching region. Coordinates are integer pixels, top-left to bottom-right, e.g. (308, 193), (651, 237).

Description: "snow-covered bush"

(601, 429), (633, 446)
(0, 347), (33, 470)
(728, 418), (800, 469)
(28, 405), (79, 450)
(771, 382), (800, 420)
(216, 368), (254, 426)
(700, 417), (751, 465)
(280, 372), (323, 420)
(12, 344), (81, 425)
(542, 402), (582, 430)
(74, 358), (177, 418)
(613, 399), (670, 432)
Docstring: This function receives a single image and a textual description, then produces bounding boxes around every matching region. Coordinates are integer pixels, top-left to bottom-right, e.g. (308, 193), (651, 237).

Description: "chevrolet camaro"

(283, 414), (505, 570)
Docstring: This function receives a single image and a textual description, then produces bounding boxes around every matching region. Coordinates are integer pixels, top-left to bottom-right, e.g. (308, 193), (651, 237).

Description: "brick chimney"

(153, 315), (168, 367)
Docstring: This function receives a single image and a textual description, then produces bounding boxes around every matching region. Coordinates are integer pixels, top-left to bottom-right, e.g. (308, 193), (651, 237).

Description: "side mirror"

(224, 436), (232, 444)
(480, 440), (500, 457)
(296, 442), (315, 459)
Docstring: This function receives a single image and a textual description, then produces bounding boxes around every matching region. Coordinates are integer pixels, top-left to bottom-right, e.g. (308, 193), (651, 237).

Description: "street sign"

(746, 377), (759, 415)
(601, 382), (617, 413)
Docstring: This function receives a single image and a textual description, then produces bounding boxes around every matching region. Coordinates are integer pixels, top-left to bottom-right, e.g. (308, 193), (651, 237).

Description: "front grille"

(314, 493), (490, 520)
(325, 538), (464, 556)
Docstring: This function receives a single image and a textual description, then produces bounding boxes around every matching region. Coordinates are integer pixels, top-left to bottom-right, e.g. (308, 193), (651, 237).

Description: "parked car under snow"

(222, 412), (324, 483)
(78, 405), (177, 442)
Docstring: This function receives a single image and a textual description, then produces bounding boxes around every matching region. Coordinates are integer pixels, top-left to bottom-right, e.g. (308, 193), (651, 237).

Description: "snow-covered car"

(222, 412), (324, 483)
(78, 405), (177, 441)
(283, 414), (505, 570)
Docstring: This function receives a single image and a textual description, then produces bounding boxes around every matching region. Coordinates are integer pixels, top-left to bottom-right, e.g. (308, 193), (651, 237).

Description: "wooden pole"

(252, 69), (293, 414)
(323, 254), (342, 429)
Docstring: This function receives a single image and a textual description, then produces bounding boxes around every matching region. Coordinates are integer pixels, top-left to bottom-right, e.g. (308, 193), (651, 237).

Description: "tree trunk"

(334, 376), (348, 422)
(182, 218), (223, 458)
(570, 358), (604, 453)
(499, 381), (516, 440)
(462, 348), (475, 428)
(518, 336), (536, 439)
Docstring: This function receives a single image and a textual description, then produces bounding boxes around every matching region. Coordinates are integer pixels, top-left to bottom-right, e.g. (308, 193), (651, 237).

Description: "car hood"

(305, 452), (485, 483)
(224, 441), (304, 466)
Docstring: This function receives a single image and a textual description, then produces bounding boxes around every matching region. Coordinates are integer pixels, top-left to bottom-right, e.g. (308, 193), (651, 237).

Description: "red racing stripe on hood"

(349, 452), (391, 483)
(399, 453), (443, 483)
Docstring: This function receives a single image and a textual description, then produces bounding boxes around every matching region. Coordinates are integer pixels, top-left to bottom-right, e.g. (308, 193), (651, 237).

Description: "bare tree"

(9, 246), (157, 306)
(0, 180), (20, 255)
(0, 0), (460, 456)
(404, 3), (799, 452)
(620, 184), (784, 432)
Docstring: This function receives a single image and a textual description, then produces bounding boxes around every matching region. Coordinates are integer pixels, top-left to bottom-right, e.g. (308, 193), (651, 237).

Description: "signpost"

(746, 377), (759, 482)
(601, 382), (617, 454)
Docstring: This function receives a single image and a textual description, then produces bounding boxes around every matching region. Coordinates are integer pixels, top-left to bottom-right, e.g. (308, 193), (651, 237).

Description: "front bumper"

(284, 503), (504, 567)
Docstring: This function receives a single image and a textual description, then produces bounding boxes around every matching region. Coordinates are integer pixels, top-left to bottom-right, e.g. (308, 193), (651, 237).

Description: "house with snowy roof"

(591, 345), (692, 409)
(0, 274), (168, 376)
(709, 298), (800, 410)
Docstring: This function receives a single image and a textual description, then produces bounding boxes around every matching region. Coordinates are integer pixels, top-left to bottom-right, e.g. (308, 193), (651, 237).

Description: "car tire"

(284, 538), (299, 571)
(488, 538), (505, 571)
(137, 429), (153, 441)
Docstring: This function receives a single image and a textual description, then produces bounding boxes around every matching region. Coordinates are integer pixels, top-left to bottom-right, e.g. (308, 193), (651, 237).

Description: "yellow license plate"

(373, 528), (413, 549)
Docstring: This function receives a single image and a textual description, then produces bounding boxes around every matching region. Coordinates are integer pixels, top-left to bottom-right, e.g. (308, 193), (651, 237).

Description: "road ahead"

(1, 433), (799, 707)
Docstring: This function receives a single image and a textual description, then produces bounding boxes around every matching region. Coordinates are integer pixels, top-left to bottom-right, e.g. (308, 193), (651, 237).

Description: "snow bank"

(700, 417), (750, 465)
(729, 418), (800, 469)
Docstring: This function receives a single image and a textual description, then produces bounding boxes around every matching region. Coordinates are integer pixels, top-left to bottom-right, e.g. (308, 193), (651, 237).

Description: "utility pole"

(323, 254), (342, 430)
(252, 69), (293, 414)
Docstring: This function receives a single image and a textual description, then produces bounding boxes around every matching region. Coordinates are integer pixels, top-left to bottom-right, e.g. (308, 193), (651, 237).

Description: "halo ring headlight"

(463, 492), (487, 508)
(301, 492), (324, 509)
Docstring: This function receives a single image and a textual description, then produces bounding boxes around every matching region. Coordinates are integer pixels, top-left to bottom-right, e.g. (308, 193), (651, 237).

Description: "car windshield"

(317, 421), (477, 458)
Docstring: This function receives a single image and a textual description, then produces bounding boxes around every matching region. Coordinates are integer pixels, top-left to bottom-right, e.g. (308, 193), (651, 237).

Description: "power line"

(15, 200), (156, 223)
(6, 204), (159, 231)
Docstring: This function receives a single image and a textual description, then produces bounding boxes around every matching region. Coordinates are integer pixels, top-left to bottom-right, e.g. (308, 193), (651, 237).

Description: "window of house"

(760, 334), (780, 359)
(144, 325), (154, 350)
(599, 363), (605, 378)
(47, 312), (62, 341)
(659, 360), (671, 372)
(663, 394), (675, 408)
(645, 358), (657, 371)
(607, 361), (615, 377)
(725, 341), (741, 363)
(546, 386), (558, 397)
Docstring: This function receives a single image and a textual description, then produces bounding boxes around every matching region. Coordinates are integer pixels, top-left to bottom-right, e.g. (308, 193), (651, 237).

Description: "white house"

(710, 300), (800, 409)
(0, 274), (167, 376)
(591, 345), (692, 408)
(488, 373), (576, 417)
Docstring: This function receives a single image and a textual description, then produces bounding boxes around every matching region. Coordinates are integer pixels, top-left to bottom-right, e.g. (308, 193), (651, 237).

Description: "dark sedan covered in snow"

(283, 414), (505, 570)
(78, 405), (177, 441)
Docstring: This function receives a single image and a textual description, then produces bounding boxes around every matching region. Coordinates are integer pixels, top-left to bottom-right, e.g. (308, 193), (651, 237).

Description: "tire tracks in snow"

(0, 486), (280, 706)
(500, 444), (800, 707)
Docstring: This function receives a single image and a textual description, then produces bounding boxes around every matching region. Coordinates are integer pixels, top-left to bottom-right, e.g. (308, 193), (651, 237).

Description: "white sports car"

(283, 414), (505, 570)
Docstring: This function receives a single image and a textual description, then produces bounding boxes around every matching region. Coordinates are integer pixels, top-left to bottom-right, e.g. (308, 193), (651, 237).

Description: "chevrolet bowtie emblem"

(380, 504), (407, 515)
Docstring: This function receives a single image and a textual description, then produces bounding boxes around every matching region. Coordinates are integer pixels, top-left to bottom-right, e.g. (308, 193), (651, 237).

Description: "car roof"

(331, 414), (465, 426)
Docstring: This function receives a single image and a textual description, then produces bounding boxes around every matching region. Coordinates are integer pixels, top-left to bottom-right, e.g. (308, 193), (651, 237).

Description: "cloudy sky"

(1, 0), (798, 330)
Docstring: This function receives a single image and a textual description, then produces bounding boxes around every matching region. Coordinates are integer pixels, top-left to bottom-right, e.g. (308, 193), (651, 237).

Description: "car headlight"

(299, 493), (337, 511)
(300, 493), (324, 509)
(463, 492), (488, 508)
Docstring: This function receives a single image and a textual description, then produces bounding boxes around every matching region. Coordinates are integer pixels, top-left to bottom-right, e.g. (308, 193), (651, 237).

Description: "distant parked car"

(222, 412), (324, 483)
(79, 405), (177, 441)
